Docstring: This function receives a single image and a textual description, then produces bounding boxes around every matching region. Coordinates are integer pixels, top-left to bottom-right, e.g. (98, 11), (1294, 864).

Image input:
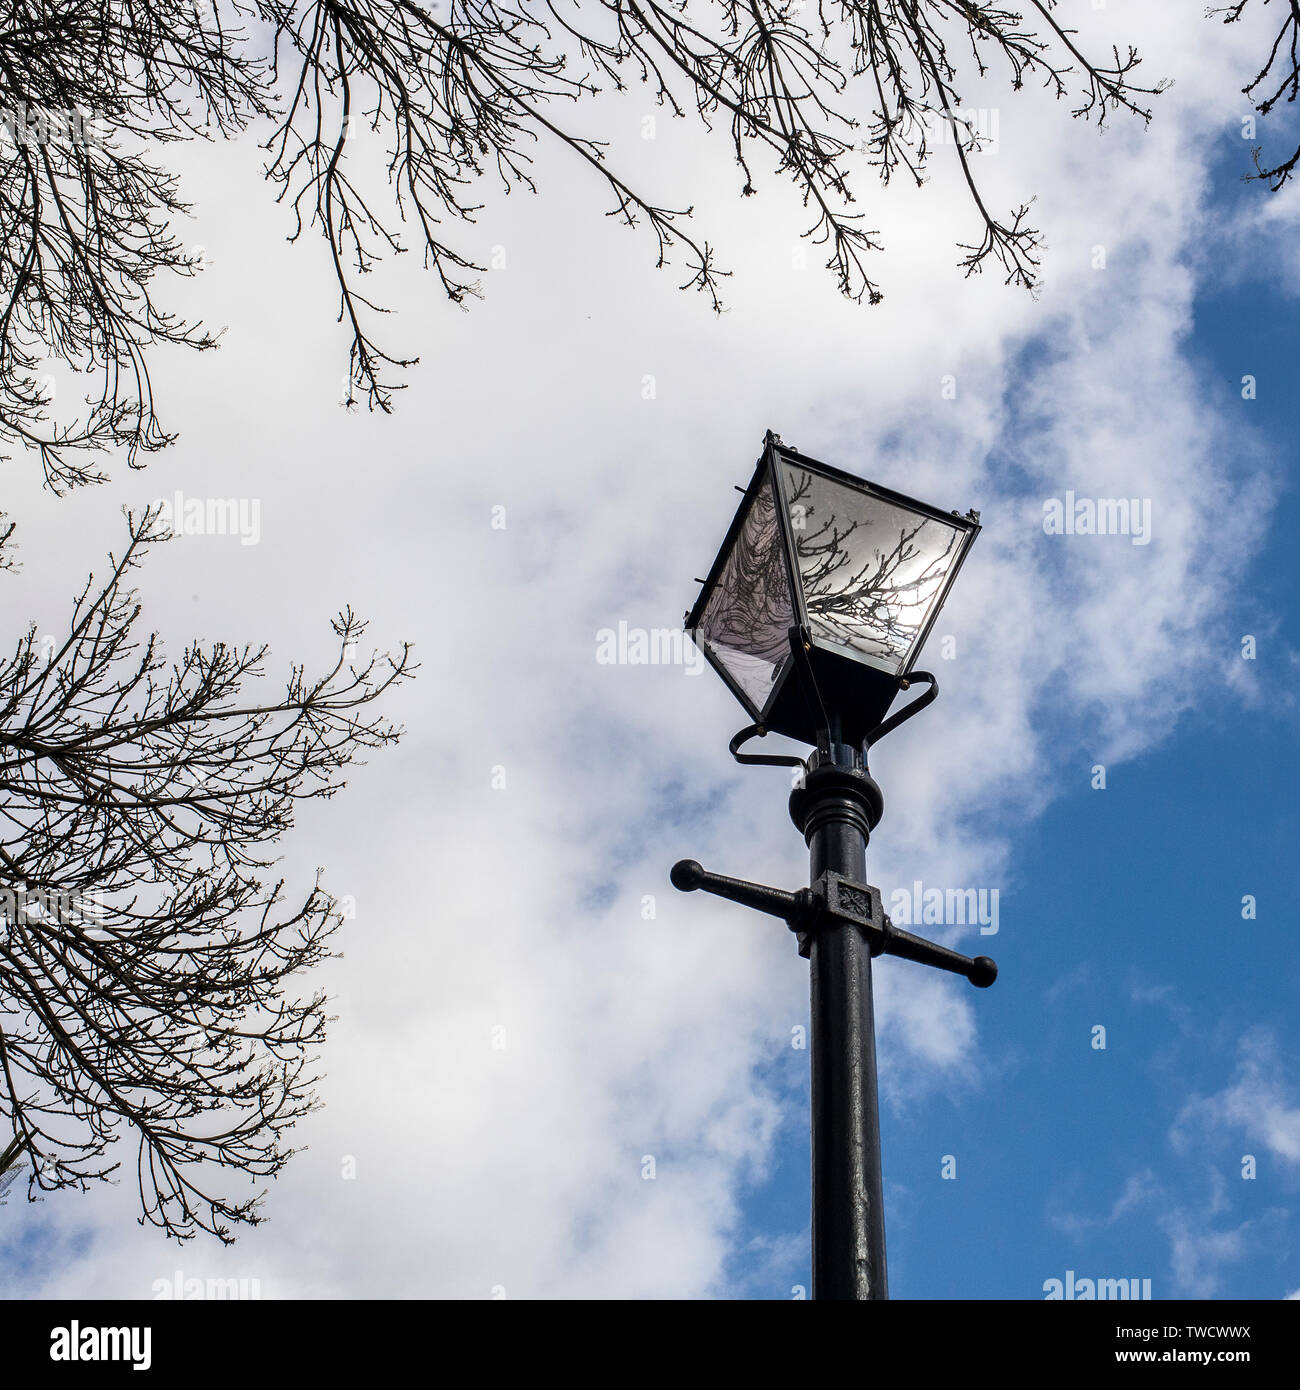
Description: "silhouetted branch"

(0, 509), (415, 1241)
(1, 2), (1175, 484)
(1215, 0), (1300, 189)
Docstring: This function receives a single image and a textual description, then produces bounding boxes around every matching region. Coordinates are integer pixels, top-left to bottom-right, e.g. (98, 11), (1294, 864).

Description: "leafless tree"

(0, 1), (1183, 492)
(1216, 0), (1300, 189)
(0, 3), (271, 490)
(0, 512), (414, 1241)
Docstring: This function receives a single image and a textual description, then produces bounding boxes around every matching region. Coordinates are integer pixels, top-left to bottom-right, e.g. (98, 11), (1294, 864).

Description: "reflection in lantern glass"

(697, 474), (794, 712)
(782, 463), (963, 675)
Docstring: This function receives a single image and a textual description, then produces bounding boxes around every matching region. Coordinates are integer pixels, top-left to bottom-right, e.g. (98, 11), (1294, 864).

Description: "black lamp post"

(672, 430), (996, 1301)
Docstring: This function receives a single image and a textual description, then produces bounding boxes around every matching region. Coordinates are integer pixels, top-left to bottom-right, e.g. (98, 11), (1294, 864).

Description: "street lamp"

(672, 430), (996, 1301)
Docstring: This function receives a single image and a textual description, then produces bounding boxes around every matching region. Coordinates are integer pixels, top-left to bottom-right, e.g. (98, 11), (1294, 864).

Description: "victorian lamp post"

(671, 431), (996, 1301)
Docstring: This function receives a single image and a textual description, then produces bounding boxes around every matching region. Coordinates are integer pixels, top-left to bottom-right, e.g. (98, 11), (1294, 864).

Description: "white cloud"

(1174, 1029), (1300, 1166)
(1161, 1210), (1261, 1300)
(1048, 1168), (1162, 1241)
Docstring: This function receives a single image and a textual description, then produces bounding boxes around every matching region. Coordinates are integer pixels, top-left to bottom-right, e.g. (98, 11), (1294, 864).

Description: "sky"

(1, 1), (1298, 1300)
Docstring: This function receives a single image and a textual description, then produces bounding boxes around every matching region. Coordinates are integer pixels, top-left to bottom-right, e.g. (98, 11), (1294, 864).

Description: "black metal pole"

(790, 742), (888, 1300)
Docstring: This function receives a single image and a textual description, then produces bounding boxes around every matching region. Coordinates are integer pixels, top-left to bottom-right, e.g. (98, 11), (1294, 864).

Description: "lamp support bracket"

(729, 724), (808, 773)
(669, 859), (996, 987)
(864, 671), (938, 748)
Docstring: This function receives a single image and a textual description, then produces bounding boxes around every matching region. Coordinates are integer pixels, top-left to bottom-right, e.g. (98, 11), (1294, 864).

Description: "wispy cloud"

(1173, 1028), (1300, 1166)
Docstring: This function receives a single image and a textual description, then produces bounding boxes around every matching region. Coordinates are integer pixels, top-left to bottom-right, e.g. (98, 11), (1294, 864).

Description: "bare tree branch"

(0, 1), (1174, 485)
(1215, 0), (1300, 189)
(0, 509), (415, 1241)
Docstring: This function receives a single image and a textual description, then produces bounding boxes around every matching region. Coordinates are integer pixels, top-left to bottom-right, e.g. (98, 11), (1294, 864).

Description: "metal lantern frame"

(684, 432), (982, 748)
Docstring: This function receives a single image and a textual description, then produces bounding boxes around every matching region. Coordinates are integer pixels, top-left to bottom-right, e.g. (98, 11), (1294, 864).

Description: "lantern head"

(686, 433), (980, 748)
